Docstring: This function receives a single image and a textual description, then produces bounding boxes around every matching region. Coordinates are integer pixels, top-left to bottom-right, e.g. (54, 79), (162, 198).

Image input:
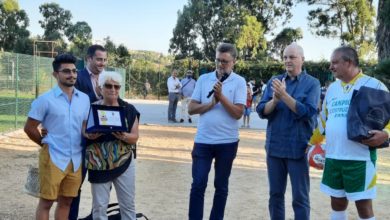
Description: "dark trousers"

(189, 142), (238, 220)
(168, 92), (180, 121)
(68, 150), (87, 220)
(266, 154), (310, 220)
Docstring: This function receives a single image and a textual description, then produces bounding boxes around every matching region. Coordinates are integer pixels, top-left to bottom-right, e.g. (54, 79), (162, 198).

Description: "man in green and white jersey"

(310, 46), (390, 220)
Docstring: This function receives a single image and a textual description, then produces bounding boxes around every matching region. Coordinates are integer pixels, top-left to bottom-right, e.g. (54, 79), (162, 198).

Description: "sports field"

(0, 125), (389, 219)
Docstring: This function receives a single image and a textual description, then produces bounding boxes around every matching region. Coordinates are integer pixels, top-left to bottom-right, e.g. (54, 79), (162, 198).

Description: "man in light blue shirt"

(179, 70), (196, 123)
(188, 43), (246, 220)
(24, 53), (90, 220)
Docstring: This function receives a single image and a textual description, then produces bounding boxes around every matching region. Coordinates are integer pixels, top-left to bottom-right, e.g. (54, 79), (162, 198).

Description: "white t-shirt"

(191, 71), (246, 144)
(323, 74), (388, 161)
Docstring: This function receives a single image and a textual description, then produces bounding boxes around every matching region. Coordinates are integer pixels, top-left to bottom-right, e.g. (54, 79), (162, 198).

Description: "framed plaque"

(86, 104), (128, 133)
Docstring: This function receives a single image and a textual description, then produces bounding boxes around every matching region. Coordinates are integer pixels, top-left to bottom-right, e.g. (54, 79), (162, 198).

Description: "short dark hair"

(87, 44), (106, 58)
(216, 43), (237, 59)
(333, 46), (359, 66)
(52, 53), (77, 72)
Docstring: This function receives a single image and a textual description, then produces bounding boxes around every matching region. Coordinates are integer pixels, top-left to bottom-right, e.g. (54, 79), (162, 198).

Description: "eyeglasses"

(103, 83), (121, 90)
(58, 68), (77, 74)
(215, 59), (232, 65)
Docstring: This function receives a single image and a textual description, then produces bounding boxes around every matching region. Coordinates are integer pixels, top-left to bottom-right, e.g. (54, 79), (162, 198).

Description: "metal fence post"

(14, 54), (19, 129)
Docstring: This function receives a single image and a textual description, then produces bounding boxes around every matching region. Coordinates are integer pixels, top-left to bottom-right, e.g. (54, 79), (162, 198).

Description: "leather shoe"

(188, 118), (192, 123)
(180, 119), (184, 123)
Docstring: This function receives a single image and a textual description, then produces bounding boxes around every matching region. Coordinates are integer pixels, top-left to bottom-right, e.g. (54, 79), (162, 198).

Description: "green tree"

(236, 15), (266, 60)
(39, 2), (72, 52)
(298, 0), (376, 60)
(0, 0), (30, 52)
(169, 0), (295, 60)
(66, 21), (92, 58)
(169, 5), (201, 60)
(270, 27), (303, 60)
(377, 0), (390, 60)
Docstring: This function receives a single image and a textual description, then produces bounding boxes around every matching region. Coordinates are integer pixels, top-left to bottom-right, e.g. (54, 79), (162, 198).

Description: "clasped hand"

(211, 81), (223, 105)
(271, 78), (287, 102)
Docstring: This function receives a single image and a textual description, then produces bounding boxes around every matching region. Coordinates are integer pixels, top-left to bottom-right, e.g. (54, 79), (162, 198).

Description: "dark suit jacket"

(75, 68), (99, 103)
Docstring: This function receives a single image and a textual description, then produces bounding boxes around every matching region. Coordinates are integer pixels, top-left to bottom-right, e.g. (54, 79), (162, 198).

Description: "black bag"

(79, 203), (149, 220)
(347, 86), (390, 148)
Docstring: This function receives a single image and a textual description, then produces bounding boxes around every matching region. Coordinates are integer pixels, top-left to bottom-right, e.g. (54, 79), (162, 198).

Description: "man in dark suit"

(74, 45), (107, 103)
(69, 44), (107, 220)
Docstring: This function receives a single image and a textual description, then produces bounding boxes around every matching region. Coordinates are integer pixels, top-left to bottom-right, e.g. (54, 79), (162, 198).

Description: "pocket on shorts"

(39, 144), (50, 166)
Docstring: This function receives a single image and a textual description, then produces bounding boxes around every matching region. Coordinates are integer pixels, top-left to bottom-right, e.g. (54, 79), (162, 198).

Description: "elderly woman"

(83, 71), (139, 220)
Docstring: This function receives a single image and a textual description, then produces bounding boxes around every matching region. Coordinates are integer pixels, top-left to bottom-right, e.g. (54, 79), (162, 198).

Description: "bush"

(366, 59), (390, 89)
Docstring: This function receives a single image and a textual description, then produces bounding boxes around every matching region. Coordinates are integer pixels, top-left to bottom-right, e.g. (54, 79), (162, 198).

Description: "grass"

(0, 114), (27, 133)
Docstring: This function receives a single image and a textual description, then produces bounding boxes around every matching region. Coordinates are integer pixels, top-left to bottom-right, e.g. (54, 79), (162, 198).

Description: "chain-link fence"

(0, 52), (125, 133)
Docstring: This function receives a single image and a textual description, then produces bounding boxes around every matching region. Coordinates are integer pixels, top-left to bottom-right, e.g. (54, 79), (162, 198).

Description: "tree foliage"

(270, 27), (303, 60)
(38, 2), (72, 52)
(66, 21), (92, 58)
(0, 0), (30, 52)
(236, 15), (266, 59)
(298, 0), (376, 60)
(376, 0), (390, 60)
(169, 0), (294, 61)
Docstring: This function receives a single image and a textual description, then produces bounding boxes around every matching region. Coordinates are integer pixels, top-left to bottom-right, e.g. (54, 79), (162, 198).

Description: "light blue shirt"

(191, 71), (246, 144)
(180, 77), (196, 97)
(28, 86), (90, 172)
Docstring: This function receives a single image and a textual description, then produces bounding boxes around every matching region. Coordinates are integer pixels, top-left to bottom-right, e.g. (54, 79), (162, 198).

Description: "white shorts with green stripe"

(320, 158), (376, 201)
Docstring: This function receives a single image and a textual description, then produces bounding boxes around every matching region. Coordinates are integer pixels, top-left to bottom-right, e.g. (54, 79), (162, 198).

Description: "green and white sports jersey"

(321, 73), (388, 161)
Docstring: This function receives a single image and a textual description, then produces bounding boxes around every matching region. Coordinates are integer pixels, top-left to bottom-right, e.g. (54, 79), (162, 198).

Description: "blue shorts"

(243, 107), (251, 116)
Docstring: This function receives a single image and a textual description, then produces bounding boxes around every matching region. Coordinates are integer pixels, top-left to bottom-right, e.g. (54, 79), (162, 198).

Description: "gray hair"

(98, 71), (123, 87)
(216, 43), (237, 59)
(333, 46), (359, 66)
(285, 42), (304, 58)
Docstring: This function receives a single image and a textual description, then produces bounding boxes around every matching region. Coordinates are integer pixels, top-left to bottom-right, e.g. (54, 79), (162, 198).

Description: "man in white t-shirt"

(187, 43), (246, 220)
(311, 46), (389, 220)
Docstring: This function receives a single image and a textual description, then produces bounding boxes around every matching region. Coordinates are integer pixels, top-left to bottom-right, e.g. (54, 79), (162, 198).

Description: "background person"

(143, 79), (151, 99)
(75, 45), (108, 103)
(179, 70), (196, 123)
(256, 43), (320, 220)
(242, 83), (252, 128)
(167, 69), (181, 123)
(24, 54), (90, 220)
(83, 71), (140, 220)
(188, 43), (246, 220)
(251, 80), (260, 111)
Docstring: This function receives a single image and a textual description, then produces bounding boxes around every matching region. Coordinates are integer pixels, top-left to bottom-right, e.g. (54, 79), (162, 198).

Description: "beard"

(60, 78), (76, 87)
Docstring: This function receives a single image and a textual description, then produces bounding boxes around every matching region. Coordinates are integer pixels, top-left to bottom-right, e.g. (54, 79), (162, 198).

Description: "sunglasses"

(103, 84), (121, 90)
(58, 68), (77, 74)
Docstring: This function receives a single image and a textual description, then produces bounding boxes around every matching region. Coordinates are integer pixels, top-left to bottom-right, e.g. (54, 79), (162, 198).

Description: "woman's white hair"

(98, 71), (123, 87)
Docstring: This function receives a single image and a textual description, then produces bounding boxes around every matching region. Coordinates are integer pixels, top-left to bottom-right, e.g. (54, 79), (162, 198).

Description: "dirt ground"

(0, 125), (389, 220)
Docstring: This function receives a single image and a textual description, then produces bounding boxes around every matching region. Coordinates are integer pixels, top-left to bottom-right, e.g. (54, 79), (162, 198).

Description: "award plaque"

(86, 105), (128, 133)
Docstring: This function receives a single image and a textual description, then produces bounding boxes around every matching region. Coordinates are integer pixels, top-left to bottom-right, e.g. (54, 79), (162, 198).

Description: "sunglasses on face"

(103, 83), (121, 90)
(58, 68), (77, 74)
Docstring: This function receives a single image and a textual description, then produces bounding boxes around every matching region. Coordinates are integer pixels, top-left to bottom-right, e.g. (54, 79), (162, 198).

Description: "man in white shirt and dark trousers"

(188, 43), (246, 220)
(180, 70), (196, 123)
(167, 69), (181, 123)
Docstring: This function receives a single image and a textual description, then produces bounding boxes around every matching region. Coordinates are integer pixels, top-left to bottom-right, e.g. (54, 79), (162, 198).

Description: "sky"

(17, 0), (378, 61)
